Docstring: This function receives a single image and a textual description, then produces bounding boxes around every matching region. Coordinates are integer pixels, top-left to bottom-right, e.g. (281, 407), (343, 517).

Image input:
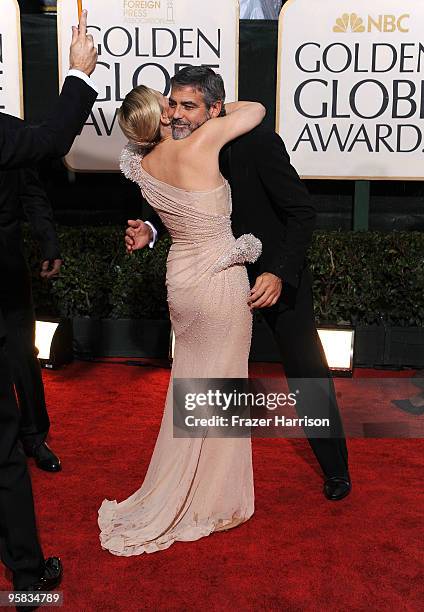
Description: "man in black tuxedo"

(0, 10), (97, 602)
(0, 13), (96, 168)
(125, 66), (351, 501)
(0, 165), (63, 472)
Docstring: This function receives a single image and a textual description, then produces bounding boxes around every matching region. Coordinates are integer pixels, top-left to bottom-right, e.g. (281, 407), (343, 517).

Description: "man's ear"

(209, 100), (223, 119)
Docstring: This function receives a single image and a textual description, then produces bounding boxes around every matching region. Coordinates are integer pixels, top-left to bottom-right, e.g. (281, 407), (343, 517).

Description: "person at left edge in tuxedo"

(0, 9), (97, 605)
(0, 165), (62, 472)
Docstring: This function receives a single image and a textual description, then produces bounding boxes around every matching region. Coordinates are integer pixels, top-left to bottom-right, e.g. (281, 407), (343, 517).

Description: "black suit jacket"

(144, 126), (316, 289)
(0, 166), (60, 261)
(0, 75), (97, 169)
(0, 74), (97, 337)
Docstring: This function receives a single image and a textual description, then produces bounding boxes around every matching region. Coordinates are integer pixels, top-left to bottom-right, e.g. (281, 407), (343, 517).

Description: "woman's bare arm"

(192, 101), (266, 149)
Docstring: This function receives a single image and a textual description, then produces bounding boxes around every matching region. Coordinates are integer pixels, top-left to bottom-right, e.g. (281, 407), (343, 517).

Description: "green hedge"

(309, 231), (424, 326)
(24, 227), (424, 326)
(24, 226), (169, 320)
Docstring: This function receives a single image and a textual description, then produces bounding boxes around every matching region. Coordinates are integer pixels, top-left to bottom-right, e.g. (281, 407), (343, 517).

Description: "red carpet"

(1, 362), (423, 611)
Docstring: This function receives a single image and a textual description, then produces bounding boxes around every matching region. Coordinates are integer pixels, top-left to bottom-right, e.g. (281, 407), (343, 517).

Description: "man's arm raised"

(0, 10), (98, 170)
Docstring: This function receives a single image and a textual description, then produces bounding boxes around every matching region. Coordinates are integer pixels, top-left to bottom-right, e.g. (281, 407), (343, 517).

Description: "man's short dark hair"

(171, 66), (226, 110)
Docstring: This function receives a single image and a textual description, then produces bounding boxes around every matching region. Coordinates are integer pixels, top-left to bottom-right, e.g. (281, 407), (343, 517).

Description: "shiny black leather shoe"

(324, 476), (351, 501)
(18, 557), (63, 612)
(29, 443), (62, 472)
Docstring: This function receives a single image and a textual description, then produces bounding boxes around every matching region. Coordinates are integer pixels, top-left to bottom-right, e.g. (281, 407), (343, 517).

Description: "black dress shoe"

(324, 476), (351, 501)
(18, 557), (62, 611)
(29, 443), (62, 472)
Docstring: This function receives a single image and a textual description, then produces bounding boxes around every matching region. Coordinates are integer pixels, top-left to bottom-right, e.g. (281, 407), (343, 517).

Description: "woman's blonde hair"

(118, 85), (162, 151)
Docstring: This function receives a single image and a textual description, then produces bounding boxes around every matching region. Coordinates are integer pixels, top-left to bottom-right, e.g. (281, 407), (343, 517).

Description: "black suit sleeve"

(0, 76), (97, 170)
(19, 167), (61, 261)
(253, 131), (316, 288)
(143, 200), (166, 241)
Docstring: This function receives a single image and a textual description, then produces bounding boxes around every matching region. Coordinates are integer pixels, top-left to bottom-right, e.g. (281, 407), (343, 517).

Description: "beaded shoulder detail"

(119, 143), (144, 185)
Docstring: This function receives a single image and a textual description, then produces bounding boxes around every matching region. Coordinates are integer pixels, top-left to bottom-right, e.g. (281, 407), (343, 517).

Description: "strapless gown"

(98, 144), (262, 556)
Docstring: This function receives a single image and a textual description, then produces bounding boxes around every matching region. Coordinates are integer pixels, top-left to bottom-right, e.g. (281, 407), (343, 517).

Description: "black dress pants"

(259, 267), (349, 478)
(0, 339), (45, 588)
(0, 248), (49, 451)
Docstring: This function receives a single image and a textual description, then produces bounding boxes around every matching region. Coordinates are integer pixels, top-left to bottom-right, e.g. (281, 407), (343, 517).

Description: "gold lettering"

(398, 14), (410, 33)
(368, 15), (382, 32)
(367, 14), (410, 33)
(125, 0), (161, 9)
(383, 15), (396, 33)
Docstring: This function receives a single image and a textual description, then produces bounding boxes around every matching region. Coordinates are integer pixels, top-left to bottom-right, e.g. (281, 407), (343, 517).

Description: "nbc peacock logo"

(333, 13), (365, 33)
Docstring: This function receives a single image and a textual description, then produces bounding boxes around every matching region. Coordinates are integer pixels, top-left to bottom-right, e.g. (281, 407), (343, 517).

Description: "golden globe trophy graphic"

(167, 0), (174, 22)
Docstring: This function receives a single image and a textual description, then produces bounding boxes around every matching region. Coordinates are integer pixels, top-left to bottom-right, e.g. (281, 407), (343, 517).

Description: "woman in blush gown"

(98, 84), (265, 556)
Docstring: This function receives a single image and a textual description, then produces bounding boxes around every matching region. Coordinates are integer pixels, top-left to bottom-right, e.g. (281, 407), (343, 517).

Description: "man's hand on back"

(69, 10), (97, 76)
(248, 272), (282, 309)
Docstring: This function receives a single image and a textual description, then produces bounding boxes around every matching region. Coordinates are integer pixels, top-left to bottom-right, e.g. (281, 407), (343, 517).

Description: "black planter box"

(383, 327), (424, 368)
(354, 326), (386, 367)
(71, 318), (424, 369)
(73, 318), (171, 359)
(250, 321), (424, 368)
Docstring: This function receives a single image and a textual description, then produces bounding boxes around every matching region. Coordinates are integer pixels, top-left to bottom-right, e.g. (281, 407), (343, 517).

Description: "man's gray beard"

(171, 125), (193, 140)
(171, 113), (211, 141)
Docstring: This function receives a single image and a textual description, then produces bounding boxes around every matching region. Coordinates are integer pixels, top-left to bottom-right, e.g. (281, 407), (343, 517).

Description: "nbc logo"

(333, 13), (365, 33)
(333, 13), (410, 33)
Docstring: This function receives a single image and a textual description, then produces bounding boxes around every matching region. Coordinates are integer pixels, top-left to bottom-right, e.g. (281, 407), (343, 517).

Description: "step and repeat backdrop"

(277, 0), (424, 179)
(4, 0), (424, 180)
(57, 0), (239, 171)
(0, 0), (23, 118)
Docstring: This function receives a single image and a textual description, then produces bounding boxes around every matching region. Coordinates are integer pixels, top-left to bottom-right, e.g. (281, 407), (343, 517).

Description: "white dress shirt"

(67, 69), (99, 94)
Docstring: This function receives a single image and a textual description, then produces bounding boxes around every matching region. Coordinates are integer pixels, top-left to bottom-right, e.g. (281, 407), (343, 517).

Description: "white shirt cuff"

(67, 69), (99, 94)
(144, 221), (157, 248)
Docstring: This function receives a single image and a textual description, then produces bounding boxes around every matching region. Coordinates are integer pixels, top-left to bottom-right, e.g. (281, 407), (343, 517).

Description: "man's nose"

(172, 106), (183, 120)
